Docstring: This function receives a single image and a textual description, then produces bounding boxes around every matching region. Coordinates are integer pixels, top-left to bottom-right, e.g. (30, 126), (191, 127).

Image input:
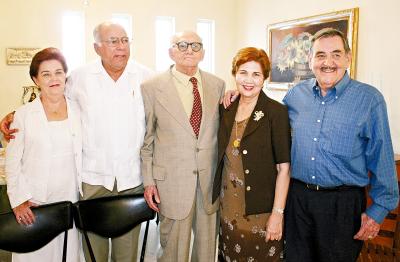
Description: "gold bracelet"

(272, 207), (284, 215)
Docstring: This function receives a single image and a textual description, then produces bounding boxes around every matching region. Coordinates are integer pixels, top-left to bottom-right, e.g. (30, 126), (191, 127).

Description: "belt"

(292, 179), (361, 191)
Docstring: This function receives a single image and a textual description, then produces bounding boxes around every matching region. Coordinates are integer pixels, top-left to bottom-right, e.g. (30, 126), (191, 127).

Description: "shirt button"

(312, 176), (315, 179)
(244, 169), (250, 174)
(313, 138), (317, 141)
(335, 96), (338, 99)
(317, 119), (321, 123)
(196, 148), (200, 152)
(243, 150), (248, 155)
(246, 186), (251, 191)
(193, 170), (198, 175)
(311, 157), (315, 161)
(321, 101), (325, 105)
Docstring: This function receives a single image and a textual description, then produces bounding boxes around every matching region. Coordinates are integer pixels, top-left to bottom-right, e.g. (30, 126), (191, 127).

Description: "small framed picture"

(6, 48), (40, 65)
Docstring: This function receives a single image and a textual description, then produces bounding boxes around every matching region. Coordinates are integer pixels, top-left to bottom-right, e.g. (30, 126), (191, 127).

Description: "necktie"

(189, 77), (202, 138)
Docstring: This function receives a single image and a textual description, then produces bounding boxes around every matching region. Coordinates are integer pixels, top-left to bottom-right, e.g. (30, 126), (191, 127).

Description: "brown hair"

(231, 47), (270, 79)
(29, 47), (68, 82)
(311, 28), (351, 53)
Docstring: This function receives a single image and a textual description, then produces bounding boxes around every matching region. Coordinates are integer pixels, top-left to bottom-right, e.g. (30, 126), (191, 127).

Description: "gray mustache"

(321, 66), (337, 70)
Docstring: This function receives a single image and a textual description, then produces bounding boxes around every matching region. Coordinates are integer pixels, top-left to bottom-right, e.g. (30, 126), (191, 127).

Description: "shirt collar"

(172, 65), (201, 86)
(334, 72), (351, 97)
(312, 72), (351, 98)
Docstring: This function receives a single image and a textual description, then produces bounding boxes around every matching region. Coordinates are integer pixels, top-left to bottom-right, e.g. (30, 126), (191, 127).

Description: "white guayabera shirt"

(66, 59), (154, 192)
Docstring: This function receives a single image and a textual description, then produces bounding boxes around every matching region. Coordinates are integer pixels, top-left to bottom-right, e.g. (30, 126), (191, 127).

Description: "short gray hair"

(311, 28), (351, 53)
(93, 21), (125, 43)
(93, 22), (105, 43)
(170, 31), (202, 46)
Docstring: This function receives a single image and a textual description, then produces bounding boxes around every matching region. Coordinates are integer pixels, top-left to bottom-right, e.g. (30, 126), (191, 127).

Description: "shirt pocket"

(322, 122), (361, 158)
(82, 149), (107, 174)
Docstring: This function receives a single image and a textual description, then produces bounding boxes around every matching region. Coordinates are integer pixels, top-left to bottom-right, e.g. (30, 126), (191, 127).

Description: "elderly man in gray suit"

(141, 31), (225, 262)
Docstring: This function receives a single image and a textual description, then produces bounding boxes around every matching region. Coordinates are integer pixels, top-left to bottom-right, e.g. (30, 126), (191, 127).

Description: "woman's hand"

(265, 212), (283, 242)
(13, 201), (37, 225)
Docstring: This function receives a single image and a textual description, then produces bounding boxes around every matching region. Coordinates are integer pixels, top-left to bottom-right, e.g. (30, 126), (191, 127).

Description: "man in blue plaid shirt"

(283, 28), (399, 262)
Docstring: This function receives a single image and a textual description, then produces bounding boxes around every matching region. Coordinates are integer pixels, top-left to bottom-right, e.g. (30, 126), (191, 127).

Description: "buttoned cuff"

(366, 204), (389, 224)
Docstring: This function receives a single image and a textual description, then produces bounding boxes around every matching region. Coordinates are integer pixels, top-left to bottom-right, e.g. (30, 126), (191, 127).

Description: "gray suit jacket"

(140, 67), (225, 220)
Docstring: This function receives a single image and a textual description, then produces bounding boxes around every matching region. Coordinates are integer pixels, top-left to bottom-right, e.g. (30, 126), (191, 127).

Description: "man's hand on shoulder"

(353, 213), (381, 241)
(144, 185), (161, 212)
(0, 112), (18, 142)
(221, 90), (239, 109)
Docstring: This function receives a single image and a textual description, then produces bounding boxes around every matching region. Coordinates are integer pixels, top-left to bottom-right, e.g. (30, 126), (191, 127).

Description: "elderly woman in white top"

(6, 47), (82, 262)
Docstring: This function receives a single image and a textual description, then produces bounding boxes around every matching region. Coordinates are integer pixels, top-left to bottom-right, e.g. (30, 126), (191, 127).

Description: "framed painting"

(266, 8), (359, 90)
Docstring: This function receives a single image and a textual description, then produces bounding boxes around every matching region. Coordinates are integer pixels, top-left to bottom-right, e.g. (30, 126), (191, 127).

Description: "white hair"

(170, 30), (202, 46)
(93, 21), (126, 43)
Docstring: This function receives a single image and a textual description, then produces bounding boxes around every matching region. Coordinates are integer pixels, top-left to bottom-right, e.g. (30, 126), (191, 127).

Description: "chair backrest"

(73, 194), (155, 262)
(73, 193), (155, 238)
(0, 201), (73, 253)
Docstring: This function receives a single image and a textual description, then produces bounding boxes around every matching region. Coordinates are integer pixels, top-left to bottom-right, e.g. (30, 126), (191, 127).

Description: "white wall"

(0, 0), (237, 119)
(235, 0), (400, 153)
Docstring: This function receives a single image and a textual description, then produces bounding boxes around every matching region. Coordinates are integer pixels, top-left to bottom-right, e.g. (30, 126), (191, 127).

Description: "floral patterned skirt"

(218, 212), (284, 262)
(218, 165), (284, 262)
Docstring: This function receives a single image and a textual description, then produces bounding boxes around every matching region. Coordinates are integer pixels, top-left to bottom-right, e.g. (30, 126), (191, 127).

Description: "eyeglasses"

(174, 41), (203, 52)
(101, 37), (131, 47)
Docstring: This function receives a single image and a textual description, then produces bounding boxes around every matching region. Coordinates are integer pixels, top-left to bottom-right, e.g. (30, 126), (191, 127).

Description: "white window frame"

(197, 19), (215, 73)
(155, 16), (176, 72)
(62, 11), (85, 73)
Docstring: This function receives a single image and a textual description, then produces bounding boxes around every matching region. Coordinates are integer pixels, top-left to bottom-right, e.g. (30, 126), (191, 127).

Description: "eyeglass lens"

(104, 37), (130, 46)
(176, 42), (203, 52)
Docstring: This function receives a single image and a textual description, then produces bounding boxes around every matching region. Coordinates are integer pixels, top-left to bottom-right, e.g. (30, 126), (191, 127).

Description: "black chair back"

(73, 193), (155, 262)
(0, 201), (73, 261)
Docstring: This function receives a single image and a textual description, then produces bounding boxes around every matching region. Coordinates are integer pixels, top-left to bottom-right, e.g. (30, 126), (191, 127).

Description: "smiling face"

(309, 35), (351, 94)
(33, 59), (66, 99)
(94, 23), (130, 75)
(169, 31), (204, 75)
(235, 60), (265, 100)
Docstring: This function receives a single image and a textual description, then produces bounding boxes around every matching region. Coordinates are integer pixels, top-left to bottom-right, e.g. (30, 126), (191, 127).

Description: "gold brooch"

(253, 111), (264, 121)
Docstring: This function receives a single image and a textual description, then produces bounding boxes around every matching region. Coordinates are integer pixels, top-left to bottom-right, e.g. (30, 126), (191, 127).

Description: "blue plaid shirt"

(283, 73), (399, 223)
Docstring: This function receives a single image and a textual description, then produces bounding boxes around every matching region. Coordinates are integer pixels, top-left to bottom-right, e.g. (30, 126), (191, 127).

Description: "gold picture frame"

(6, 48), (41, 65)
(266, 8), (359, 90)
(22, 85), (40, 104)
